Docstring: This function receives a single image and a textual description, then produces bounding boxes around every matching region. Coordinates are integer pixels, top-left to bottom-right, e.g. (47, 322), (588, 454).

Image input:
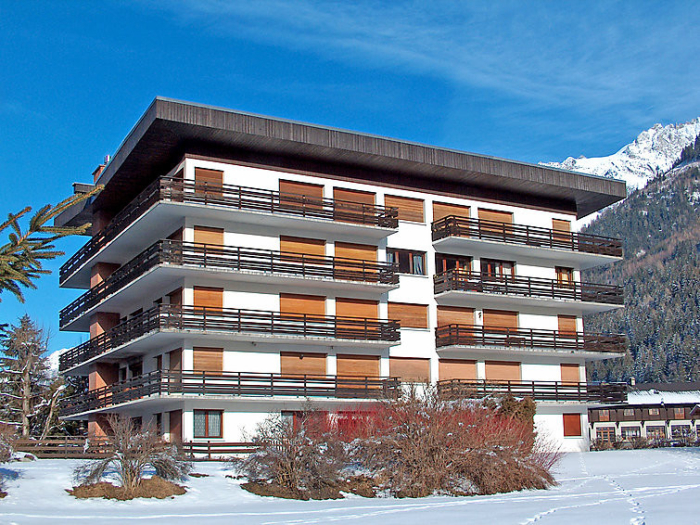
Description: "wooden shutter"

(337, 354), (380, 378)
(479, 208), (513, 224)
(433, 202), (470, 222)
(390, 357), (430, 382)
(335, 298), (379, 319)
(561, 363), (581, 384)
(558, 315), (578, 334)
(169, 349), (182, 371)
(333, 188), (376, 224)
(167, 288), (182, 306)
(563, 413), (582, 437)
(388, 302), (429, 329)
(194, 226), (224, 246)
(485, 361), (521, 382)
(335, 242), (377, 262)
(193, 347), (223, 372)
(280, 236), (326, 256)
(437, 306), (474, 326)
(483, 309), (518, 331)
(280, 293), (325, 316)
(169, 410), (182, 443)
(193, 286), (223, 309)
(384, 195), (425, 222)
(439, 359), (477, 381)
(279, 180), (324, 212)
(195, 168), (224, 195)
(281, 352), (327, 376)
(552, 219), (572, 242)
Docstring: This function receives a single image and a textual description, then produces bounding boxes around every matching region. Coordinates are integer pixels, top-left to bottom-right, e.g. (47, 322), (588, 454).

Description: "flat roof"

(91, 97), (626, 218)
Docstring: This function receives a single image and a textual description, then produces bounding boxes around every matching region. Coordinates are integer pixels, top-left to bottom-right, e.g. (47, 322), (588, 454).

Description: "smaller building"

(589, 382), (700, 444)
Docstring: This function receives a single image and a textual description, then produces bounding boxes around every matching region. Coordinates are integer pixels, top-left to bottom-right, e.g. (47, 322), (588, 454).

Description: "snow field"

(1, 448), (699, 524)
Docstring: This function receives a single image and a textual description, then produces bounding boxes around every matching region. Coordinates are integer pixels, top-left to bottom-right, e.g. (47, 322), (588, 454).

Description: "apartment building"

(56, 98), (628, 452)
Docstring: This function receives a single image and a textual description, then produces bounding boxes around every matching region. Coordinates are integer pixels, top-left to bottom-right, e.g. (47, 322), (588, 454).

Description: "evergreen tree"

(0, 187), (100, 303)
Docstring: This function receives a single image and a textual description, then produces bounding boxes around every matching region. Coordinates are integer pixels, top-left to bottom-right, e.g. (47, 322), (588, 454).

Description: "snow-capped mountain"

(543, 118), (700, 190)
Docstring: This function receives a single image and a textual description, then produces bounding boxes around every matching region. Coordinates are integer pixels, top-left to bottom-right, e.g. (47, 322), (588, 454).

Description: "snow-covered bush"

(73, 415), (190, 493)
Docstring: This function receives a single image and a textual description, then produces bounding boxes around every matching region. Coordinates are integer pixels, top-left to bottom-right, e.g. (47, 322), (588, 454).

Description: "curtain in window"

(194, 411), (206, 437)
(208, 411), (221, 437)
(412, 253), (424, 275)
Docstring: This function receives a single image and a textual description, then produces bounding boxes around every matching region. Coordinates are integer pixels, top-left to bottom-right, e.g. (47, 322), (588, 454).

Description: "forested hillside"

(584, 145), (700, 383)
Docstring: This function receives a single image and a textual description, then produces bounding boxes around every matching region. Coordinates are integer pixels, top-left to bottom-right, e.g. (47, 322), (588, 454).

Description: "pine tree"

(0, 186), (101, 303)
(0, 316), (53, 437)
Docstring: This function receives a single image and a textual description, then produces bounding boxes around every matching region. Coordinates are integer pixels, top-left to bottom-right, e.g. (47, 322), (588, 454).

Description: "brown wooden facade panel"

(336, 354), (380, 378)
(280, 236), (326, 256)
(485, 361), (521, 382)
(281, 352), (327, 376)
(193, 347), (224, 372)
(279, 293), (326, 316)
(483, 309), (518, 330)
(433, 201), (470, 222)
(439, 359), (477, 381)
(193, 286), (224, 309)
(390, 357), (430, 382)
(194, 225), (224, 246)
(384, 194), (424, 222)
(335, 298), (379, 319)
(388, 302), (429, 329)
(437, 306), (474, 326)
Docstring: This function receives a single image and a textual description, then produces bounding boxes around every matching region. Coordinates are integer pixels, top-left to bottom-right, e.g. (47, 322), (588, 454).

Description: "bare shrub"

(73, 415), (190, 494)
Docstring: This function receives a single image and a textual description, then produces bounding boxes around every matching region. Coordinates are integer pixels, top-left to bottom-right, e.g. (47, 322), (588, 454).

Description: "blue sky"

(2, 1), (700, 352)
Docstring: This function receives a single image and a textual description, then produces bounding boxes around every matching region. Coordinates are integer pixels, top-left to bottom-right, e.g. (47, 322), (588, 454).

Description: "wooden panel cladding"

(169, 410), (183, 443)
(167, 287), (182, 306)
(193, 347), (223, 372)
(194, 168), (224, 195)
(169, 348), (182, 371)
(558, 315), (578, 334)
(384, 194), (425, 222)
(194, 225), (224, 246)
(478, 208), (513, 224)
(337, 354), (380, 378)
(552, 219), (572, 232)
(561, 363), (581, 384)
(167, 228), (183, 241)
(390, 357), (430, 382)
(439, 359), (477, 381)
(193, 286), (223, 309)
(333, 187), (375, 205)
(483, 309), (518, 331)
(281, 352), (327, 376)
(90, 262), (119, 288)
(335, 242), (377, 262)
(335, 298), (379, 319)
(280, 236), (326, 256)
(388, 302), (429, 329)
(563, 413), (582, 437)
(485, 361), (521, 382)
(437, 306), (474, 326)
(280, 293), (325, 316)
(279, 179), (324, 199)
(433, 201), (471, 222)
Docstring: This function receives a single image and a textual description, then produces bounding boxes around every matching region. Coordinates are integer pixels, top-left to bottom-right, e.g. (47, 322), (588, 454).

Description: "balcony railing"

(59, 176), (399, 283)
(437, 379), (627, 403)
(435, 324), (626, 354)
(434, 270), (623, 305)
(60, 240), (398, 328)
(60, 370), (401, 416)
(431, 216), (623, 257)
(59, 305), (400, 372)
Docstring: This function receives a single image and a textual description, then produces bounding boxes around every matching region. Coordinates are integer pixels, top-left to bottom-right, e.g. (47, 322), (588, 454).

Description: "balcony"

(431, 216), (622, 269)
(435, 324), (626, 358)
(60, 240), (399, 331)
(60, 370), (401, 417)
(60, 305), (400, 374)
(437, 379), (627, 403)
(434, 270), (623, 314)
(60, 176), (399, 288)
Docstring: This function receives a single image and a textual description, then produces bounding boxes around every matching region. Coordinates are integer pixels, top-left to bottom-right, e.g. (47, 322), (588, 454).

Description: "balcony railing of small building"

(59, 370), (401, 417)
(431, 216), (623, 257)
(59, 240), (399, 328)
(59, 305), (400, 372)
(435, 324), (626, 354)
(59, 176), (399, 284)
(433, 270), (623, 305)
(437, 379), (627, 403)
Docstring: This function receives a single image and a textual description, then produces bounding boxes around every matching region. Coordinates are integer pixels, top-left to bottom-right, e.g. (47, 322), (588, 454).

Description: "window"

(648, 407), (660, 417)
(481, 259), (515, 278)
(671, 425), (691, 438)
(598, 409), (610, 422)
(596, 426), (616, 443)
(646, 426), (665, 440)
(563, 413), (582, 437)
(435, 254), (471, 274)
(194, 410), (223, 438)
(673, 407), (686, 419)
(387, 249), (425, 275)
(621, 426), (641, 440)
(556, 267), (575, 287)
(623, 408), (635, 417)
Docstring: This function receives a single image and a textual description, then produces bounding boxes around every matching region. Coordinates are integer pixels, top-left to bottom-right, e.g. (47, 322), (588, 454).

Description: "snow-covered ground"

(1, 449), (699, 524)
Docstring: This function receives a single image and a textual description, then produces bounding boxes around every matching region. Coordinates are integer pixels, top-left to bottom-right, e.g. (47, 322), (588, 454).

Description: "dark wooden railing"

(437, 379), (627, 403)
(59, 305), (400, 372)
(60, 240), (398, 328)
(435, 324), (626, 354)
(60, 370), (401, 416)
(60, 176), (399, 284)
(13, 437), (114, 459)
(434, 270), (623, 305)
(431, 216), (622, 257)
(182, 441), (258, 459)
